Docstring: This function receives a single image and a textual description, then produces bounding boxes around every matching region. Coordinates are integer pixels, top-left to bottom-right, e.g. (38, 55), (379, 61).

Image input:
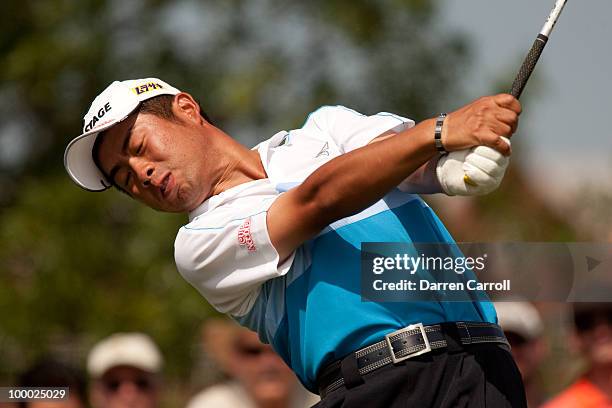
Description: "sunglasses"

(235, 344), (271, 358)
(574, 308), (612, 332)
(104, 377), (153, 393)
(504, 331), (529, 348)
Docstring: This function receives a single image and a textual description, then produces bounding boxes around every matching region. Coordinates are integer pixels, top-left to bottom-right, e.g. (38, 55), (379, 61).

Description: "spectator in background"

(187, 318), (319, 408)
(543, 302), (612, 408)
(495, 302), (547, 407)
(16, 358), (87, 408)
(87, 332), (163, 408)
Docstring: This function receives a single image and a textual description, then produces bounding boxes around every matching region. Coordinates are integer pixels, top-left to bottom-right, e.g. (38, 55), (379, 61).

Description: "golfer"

(65, 78), (526, 407)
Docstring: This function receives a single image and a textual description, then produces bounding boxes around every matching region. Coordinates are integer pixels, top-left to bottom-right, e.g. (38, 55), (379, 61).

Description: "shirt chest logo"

(315, 142), (329, 158)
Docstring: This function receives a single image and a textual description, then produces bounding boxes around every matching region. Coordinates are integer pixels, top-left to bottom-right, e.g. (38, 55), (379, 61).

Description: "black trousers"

(313, 343), (527, 408)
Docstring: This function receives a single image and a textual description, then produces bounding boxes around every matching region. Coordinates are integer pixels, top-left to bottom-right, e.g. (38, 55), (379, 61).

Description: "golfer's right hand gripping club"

(463, 0), (568, 187)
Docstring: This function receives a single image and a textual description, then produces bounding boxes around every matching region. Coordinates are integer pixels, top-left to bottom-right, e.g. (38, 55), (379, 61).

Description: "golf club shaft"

(464, 0), (568, 187)
(510, 0), (568, 99)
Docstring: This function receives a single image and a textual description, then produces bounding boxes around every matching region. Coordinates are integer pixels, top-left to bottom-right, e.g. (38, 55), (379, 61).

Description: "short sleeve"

(305, 105), (415, 153)
(174, 203), (294, 316)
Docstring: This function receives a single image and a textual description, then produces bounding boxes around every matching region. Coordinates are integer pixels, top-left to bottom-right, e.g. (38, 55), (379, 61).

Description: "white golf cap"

(87, 332), (163, 378)
(494, 301), (544, 341)
(64, 78), (180, 191)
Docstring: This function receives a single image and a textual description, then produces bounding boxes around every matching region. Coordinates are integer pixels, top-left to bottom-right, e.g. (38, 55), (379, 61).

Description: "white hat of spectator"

(494, 301), (544, 341)
(87, 332), (163, 378)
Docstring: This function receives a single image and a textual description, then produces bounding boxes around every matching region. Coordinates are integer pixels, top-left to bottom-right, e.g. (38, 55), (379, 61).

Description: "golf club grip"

(510, 34), (549, 99)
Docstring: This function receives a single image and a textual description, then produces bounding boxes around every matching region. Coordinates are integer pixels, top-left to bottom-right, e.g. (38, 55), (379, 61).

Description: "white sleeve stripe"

(334, 105), (365, 117)
(300, 105), (409, 137)
(181, 210), (267, 231)
(334, 106), (407, 123)
(300, 105), (364, 130)
(374, 112), (410, 123)
(300, 105), (334, 128)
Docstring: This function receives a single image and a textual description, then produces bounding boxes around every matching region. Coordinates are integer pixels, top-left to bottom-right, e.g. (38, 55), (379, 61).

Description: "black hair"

(17, 358), (87, 407)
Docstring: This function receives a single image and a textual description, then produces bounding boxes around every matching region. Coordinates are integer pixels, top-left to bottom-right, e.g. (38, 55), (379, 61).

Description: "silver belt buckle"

(384, 323), (432, 364)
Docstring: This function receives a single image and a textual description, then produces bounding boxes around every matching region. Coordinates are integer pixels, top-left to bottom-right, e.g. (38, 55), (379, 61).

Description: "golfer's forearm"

(397, 157), (443, 194)
(369, 134), (443, 194)
(298, 118), (437, 228)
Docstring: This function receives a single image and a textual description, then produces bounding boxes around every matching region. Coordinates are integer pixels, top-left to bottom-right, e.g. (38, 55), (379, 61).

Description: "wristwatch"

(435, 113), (448, 154)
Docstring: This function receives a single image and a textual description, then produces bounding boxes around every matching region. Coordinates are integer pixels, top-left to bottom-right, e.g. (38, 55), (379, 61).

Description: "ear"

(173, 92), (202, 125)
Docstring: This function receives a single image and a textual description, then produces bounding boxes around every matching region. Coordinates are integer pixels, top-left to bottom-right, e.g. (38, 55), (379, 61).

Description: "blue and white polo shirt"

(174, 106), (497, 392)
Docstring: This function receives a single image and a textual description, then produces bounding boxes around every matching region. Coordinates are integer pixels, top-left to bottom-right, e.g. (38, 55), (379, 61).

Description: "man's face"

(29, 398), (84, 408)
(91, 366), (159, 408)
(505, 331), (546, 380)
(575, 308), (612, 365)
(226, 331), (296, 404)
(95, 103), (211, 213)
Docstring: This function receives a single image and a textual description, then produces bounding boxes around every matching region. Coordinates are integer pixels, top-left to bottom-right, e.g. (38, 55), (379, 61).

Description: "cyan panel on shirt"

(236, 106), (497, 391)
(235, 189), (497, 392)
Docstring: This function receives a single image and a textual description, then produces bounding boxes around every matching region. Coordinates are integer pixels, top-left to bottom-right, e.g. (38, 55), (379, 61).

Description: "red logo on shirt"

(238, 218), (257, 252)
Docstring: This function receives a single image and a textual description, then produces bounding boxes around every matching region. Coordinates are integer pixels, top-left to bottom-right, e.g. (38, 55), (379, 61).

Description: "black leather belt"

(316, 322), (509, 398)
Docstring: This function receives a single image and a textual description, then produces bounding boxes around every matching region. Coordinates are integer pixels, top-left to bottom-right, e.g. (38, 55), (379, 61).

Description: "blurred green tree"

(0, 0), (469, 188)
(1, 0), (573, 398)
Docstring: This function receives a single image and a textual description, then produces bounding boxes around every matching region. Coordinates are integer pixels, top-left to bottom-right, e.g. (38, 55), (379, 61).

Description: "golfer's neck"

(210, 148), (267, 196)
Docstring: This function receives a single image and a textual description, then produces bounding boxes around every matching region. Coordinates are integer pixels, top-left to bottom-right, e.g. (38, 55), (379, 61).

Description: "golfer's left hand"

(436, 137), (510, 196)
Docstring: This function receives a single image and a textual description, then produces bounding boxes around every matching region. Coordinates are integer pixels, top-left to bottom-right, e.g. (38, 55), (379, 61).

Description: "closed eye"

(124, 171), (132, 188)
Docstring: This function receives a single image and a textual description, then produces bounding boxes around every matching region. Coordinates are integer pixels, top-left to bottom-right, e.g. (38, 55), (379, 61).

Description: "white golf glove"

(436, 137), (510, 196)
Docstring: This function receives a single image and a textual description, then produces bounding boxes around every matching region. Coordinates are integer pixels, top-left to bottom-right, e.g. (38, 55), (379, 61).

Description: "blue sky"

(440, 0), (612, 197)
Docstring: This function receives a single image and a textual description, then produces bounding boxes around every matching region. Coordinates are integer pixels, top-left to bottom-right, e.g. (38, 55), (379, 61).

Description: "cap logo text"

(84, 102), (112, 132)
(132, 82), (164, 95)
